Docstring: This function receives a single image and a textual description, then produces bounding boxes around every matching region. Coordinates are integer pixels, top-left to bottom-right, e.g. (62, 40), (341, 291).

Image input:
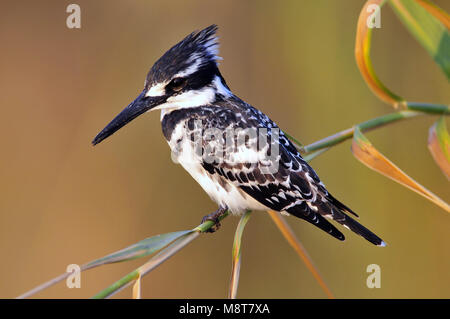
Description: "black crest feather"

(145, 25), (220, 88)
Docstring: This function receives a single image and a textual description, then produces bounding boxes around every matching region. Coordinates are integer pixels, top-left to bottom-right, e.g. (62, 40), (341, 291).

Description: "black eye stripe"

(164, 62), (222, 94)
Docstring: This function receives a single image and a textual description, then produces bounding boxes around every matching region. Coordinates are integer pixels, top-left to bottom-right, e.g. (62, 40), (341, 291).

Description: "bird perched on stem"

(93, 25), (385, 246)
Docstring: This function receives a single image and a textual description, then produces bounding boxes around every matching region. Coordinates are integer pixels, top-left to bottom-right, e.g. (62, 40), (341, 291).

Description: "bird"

(92, 25), (385, 246)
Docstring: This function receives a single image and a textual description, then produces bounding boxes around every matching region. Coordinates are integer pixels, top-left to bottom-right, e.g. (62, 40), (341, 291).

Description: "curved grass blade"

(416, 0), (450, 29)
(228, 211), (252, 299)
(355, 0), (404, 106)
(92, 212), (230, 299)
(93, 231), (200, 299)
(267, 211), (334, 299)
(16, 230), (192, 299)
(84, 230), (193, 269)
(390, 0), (450, 79)
(428, 116), (450, 179)
(352, 126), (450, 213)
(19, 211), (230, 299)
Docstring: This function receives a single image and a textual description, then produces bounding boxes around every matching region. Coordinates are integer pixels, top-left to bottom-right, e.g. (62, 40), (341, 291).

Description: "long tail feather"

(288, 200), (385, 246)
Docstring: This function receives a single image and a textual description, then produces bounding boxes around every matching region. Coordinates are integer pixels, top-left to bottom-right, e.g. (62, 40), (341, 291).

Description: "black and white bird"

(92, 25), (385, 246)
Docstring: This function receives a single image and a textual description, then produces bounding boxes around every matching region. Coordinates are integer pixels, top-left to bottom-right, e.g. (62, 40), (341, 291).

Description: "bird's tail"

(287, 199), (386, 247)
(331, 210), (386, 246)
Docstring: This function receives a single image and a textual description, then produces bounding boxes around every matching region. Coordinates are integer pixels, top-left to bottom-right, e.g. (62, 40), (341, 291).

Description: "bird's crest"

(145, 25), (221, 88)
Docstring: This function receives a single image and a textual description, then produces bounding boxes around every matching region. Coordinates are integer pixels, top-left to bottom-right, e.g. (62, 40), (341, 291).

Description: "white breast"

(167, 122), (268, 214)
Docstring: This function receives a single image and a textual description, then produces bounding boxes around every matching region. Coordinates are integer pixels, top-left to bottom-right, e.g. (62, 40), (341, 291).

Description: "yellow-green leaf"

(428, 116), (450, 179)
(228, 211), (251, 299)
(267, 210), (334, 299)
(84, 230), (192, 269)
(390, 0), (450, 79)
(352, 126), (450, 213)
(355, 0), (405, 106)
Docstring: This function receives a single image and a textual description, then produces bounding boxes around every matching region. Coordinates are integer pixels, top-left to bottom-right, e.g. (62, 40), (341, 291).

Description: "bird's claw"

(201, 206), (227, 233)
(201, 216), (221, 233)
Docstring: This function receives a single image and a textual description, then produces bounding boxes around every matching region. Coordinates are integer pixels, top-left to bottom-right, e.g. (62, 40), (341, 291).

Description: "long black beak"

(92, 91), (166, 146)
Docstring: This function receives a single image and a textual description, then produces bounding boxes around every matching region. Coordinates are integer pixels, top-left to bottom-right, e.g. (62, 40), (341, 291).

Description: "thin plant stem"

(132, 275), (141, 299)
(303, 110), (422, 154)
(302, 104), (449, 155)
(16, 272), (71, 299)
(406, 102), (449, 114)
(268, 210), (335, 299)
(229, 211), (252, 299)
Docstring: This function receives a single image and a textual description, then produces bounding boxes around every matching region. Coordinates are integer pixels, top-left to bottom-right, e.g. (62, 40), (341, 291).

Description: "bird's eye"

(167, 77), (187, 92)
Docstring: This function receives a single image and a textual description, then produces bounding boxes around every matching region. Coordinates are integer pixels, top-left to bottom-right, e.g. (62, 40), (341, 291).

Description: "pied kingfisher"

(92, 25), (385, 246)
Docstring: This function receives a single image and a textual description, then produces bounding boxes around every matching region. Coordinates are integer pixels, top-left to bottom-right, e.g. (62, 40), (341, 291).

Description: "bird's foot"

(201, 206), (228, 233)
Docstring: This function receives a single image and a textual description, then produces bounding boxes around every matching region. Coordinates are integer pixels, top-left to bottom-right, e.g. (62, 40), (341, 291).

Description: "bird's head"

(92, 24), (230, 146)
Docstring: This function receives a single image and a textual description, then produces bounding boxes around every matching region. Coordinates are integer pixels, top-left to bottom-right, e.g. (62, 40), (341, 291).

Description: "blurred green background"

(1, 0), (449, 298)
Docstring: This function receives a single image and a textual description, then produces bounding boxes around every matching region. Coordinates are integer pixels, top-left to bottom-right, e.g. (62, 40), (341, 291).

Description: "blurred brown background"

(1, 0), (449, 298)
